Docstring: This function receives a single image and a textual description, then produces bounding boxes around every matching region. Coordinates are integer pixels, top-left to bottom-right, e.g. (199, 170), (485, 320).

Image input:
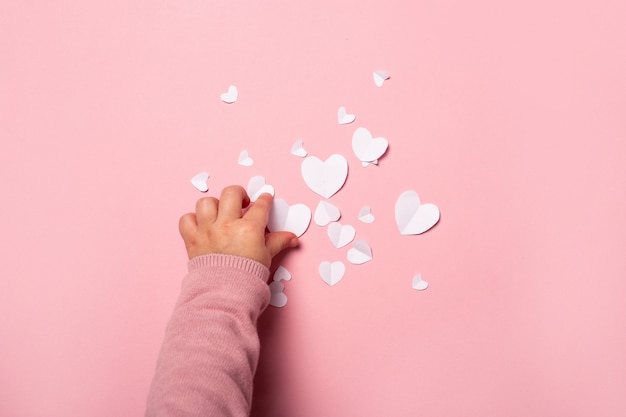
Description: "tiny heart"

(327, 222), (356, 248)
(314, 200), (341, 226)
(357, 206), (375, 224)
(273, 266), (291, 282)
(291, 139), (307, 157)
(238, 150), (253, 166)
(395, 190), (440, 235)
(373, 70), (390, 87)
(347, 240), (372, 265)
(301, 154), (348, 199)
(412, 273), (429, 291)
(190, 172), (209, 192)
(268, 198), (311, 237)
(319, 261), (346, 286)
(269, 281), (288, 307)
(247, 175), (274, 202)
(221, 85), (238, 103)
(337, 106), (356, 125)
(352, 127), (388, 163)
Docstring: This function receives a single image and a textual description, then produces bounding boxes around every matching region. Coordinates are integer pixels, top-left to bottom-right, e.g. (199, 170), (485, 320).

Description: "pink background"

(1, 0), (625, 416)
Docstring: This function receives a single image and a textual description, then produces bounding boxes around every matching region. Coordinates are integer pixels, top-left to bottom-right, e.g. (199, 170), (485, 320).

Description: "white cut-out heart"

(319, 261), (346, 286)
(268, 198), (311, 237)
(373, 70), (390, 87)
(273, 266), (291, 282)
(395, 190), (440, 235)
(337, 106), (356, 125)
(269, 281), (288, 307)
(412, 274), (429, 291)
(361, 159), (379, 167)
(352, 127), (388, 163)
(358, 206), (375, 223)
(190, 172), (209, 192)
(291, 140), (307, 157)
(347, 240), (372, 265)
(301, 154), (348, 199)
(238, 150), (253, 166)
(314, 201), (341, 226)
(221, 85), (238, 103)
(247, 176), (274, 202)
(327, 222), (356, 248)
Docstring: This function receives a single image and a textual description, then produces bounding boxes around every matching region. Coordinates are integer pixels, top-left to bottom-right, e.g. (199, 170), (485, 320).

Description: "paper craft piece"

(273, 266), (292, 282)
(395, 190), (440, 235)
(373, 70), (390, 87)
(268, 198), (311, 237)
(357, 206), (375, 223)
(314, 201), (341, 226)
(269, 281), (288, 307)
(412, 274), (429, 291)
(247, 176), (274, 202)
(190, 172), (209, 192)
(347, 240), (373, 265)
(337, 106), (356, 125)
(352, 127), (388, 163)
(238, 150), (253, 167)
(319, 261), (346, 286)
(327, 222), (356, 248)
(221, 85), (238, 103)
(301, 154), (348, 199)
(291, 140), (307, 157)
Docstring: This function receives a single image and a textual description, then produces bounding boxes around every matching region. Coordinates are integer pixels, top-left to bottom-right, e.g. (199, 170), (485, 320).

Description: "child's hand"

(179, 185), (299, 268)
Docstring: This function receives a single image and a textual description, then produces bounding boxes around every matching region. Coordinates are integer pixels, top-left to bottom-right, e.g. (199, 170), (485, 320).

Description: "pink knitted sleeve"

(145, 254), (271, 417)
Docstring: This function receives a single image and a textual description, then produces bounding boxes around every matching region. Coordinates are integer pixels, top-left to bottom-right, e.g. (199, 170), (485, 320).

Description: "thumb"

(265, 231), (299, 259)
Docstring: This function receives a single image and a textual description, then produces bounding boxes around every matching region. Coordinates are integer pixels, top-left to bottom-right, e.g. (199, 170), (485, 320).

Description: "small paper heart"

(327, 222), (356, 248)
(337, 106), (356, 125)
(247, 176), (274, 202)
(269, 281), (288, 307)
(291, 140), (307, 157)
(395, 190), (440, 235)
(357, 206), (375, 224)
(373, 70), (390, 87)
(268, 198), (311, 237)
(273, 266), (291, 282)
(238, 150), (254, 167)
(190, 172), (209, 192)
(347, 240), (372, 265)
(220, 85), (238, 103)
(352, 127), (388, 163)
(314, 200), (341, 226)
(319, 261), (346, 286)
(411, 274), (429, 291)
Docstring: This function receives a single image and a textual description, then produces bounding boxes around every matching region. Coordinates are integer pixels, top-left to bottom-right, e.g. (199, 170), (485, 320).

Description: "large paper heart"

(327, 222), (356, 248)
(268, 198), (311, 237)
(319, 261), (346, 286)
(301, 154), (348, 199)
(352, 127), (388, 163)
(247, 175), (274, 202)
(395, 190), (440, 235)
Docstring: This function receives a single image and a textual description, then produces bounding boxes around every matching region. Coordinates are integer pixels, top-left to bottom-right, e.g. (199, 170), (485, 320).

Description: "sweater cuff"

(188, 253), (270, 282)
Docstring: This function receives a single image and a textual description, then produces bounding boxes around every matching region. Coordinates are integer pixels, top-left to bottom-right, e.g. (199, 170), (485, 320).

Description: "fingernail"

(290, 237), (299, 247)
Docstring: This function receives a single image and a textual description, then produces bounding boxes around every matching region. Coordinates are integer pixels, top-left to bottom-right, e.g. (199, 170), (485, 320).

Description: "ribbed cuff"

(188, 253), (270, 282)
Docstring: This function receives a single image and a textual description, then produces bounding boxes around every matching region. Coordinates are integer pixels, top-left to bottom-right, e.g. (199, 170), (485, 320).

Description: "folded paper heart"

(273, 266), (291, 282)
(220, 85), (238, 103)
(314, 200), (341, 226)
(247, 175), (274, 202)
(361, 160), (378, 167)
(269, 281), (288, 307)
(395, 190), (440, 235)
(301, 154), (348, 199)
(352, 127), (388, 163)
(347, 240), (372, 265)
(190, 172), (209, 192)
(291, 140), (307, 157)
(411, 274), (429, 291)
(373, 70), (390, 87)
(327, 222), (356, 248)
(357, 206), (375, 223)
(238, 150), (253, 166)
(337, 106), (356, 125)
(319, 261), (346, 286)
(268, 198), (311, 237)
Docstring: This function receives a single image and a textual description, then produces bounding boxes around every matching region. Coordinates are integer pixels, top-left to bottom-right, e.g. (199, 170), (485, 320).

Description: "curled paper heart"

(314, 200), (341, 226)
(301, 154), (348, 199)
(190, 172), (209, 192)
(357, 206), (375, 223)
(352, 127), (388, 163)
(337, 106), (356, 125)
(269, 281), (288, 307)
(395, 190), (440, 235)
(347, 240), (372, 265)
(238, 150), (253, 167)
(221, 85), (238, 103)
(268, 198), (311, 237)
(411, 274), (429, 291)
(327, 222), (356, 248)
(319, 261), (346, 286)
(291, 140), (307, 157)
(373, 70), (390, 87)
(273, 266), (292, 282)
(247, 176), (274, 202)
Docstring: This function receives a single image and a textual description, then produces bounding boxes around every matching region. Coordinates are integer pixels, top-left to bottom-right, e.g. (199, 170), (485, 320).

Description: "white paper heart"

(247, 176), (274, 202)
(361, 159), (378, 167)
(190, 172), (209, 192)
(347, 240), (372, 265)
(327, 222), (356, 248)
(352, 127), (388, 163)
(395, 190), (440, 235)
(337, 106), (356, 125)
(269, 281), (288, 307)
(238, 150), (253, 167)
(314, 201), (341, 226)
(273, 266), (291, 282)
(268, 198), (311, 237)
(221, 85), (238, 103)
(357, 206), (375, 223)
(319, 261), (346, 286)
(411, 273), (429, 291)
(301, 154), (348, 199)
(373, 70), (389, 87)
(291, 140), (307, 157)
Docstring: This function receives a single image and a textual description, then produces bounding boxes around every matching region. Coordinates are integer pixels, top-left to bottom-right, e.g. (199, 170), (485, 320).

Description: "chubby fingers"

(244, 192), (273, 227)
(217, 185), (250, 221)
